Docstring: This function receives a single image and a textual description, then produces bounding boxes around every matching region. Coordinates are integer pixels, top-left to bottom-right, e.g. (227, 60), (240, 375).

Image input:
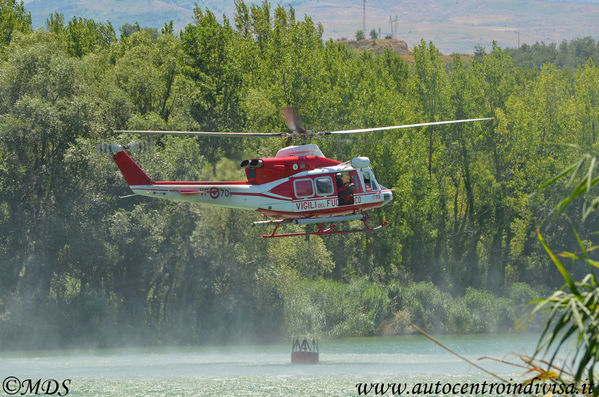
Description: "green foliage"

(267, 237), (334, 278)
(120, 22), (159, 41)
(0, 0), (31, 48)
(402, 282), (450, 333)
(282, 278), (391, 337)
(533, 146), (599, 388)
(507, 37), (599, 71)
(458, 288), (514, 333)
(64, 16), (116, 57)
(355, 29), (364, 41)
(120, 22), (140, 38)
(45, 12), (63, 35)
(401, 282), (523, 334)
(1, 1), (599, 348)
(180, 7), (243, 134)
(509, 281), (543, 306)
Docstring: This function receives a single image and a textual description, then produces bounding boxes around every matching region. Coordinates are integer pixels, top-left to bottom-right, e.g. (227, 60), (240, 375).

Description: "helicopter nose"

(382, 189), (393, 206)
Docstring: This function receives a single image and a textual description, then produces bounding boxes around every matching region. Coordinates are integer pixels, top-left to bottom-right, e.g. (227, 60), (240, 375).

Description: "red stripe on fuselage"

(230, 192), (292, 200)
(154, 181), (249, 185)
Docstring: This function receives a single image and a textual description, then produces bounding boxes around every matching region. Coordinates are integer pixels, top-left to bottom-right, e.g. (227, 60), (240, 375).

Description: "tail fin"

(113, 151), (153, 186)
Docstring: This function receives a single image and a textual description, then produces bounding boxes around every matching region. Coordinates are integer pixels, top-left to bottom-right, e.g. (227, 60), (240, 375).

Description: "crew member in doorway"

(336, 173), (355, 206)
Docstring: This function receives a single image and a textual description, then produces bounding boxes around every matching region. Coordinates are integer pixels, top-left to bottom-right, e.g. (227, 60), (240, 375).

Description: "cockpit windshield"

(362, 170), (378, 191)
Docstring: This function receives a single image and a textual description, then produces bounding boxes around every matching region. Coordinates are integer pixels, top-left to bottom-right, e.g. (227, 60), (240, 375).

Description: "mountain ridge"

(22, 0), (599, 54)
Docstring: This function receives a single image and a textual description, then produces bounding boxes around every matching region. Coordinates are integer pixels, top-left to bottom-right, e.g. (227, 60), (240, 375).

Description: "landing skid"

(255, 213), (389, 239)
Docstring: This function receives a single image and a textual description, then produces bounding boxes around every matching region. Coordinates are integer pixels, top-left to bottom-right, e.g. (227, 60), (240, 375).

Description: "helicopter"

(99, 108), (492, 238)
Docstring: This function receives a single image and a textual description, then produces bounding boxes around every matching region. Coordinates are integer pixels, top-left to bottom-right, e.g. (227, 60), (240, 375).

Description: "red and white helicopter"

(100, 108), (491, 238)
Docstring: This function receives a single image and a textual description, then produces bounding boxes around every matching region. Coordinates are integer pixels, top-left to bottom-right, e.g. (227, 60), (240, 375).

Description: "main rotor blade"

(114, 117), (494, 138)
(321, 117), (494, 135)
(114, 130), (286, 138)
(280, 107), (306, 133)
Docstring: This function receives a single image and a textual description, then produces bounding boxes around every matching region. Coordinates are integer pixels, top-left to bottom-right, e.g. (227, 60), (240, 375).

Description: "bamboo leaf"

(587, 156), (596, 193)
(538, 228), (579, 295)
(540, 159), (581, 189)
(583, 196), (599, 221)
(567, 156), (587, 188)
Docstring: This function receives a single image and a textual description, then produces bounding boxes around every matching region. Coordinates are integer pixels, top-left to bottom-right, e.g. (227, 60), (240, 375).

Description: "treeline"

(0, 0), (597, 348)
(505, 36), (599, 71)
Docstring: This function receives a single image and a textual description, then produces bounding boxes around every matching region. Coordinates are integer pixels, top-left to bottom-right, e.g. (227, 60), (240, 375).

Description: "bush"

(509, 281), (542, 305)
(282, 277), (392, 338)
(282, 279), (539, 338)
(508, 282), (546, 331)
(401, 282), (451, 333)
(401, 283), (530, 334)
(458, 288), (515, 333)
(447, 300), (473, 334)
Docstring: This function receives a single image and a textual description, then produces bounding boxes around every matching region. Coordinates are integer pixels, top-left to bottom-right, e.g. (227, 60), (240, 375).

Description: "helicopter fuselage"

(113, 144), (393, 220)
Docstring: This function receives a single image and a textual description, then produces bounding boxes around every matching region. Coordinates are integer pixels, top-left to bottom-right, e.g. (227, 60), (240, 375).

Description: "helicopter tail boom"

(112, 150), (154, 186)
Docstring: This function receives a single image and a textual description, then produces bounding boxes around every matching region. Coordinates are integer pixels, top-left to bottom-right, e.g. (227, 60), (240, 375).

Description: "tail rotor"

(96, 141), (146, 156)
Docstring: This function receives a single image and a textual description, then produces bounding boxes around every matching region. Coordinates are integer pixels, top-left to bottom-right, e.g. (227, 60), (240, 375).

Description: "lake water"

(0, 333), (542, 396)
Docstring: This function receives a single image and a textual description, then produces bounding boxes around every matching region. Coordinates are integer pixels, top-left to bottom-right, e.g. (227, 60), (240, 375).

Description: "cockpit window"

(363, 171), (378, 191)
(371, 177), (378, 191)
(294, 179), (314, 198)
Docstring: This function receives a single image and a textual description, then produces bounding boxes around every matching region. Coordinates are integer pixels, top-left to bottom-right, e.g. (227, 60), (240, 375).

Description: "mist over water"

(1, 333), (540, 396)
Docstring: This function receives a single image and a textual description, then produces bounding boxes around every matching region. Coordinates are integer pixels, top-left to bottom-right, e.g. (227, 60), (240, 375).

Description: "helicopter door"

(335, 172), (357, 206)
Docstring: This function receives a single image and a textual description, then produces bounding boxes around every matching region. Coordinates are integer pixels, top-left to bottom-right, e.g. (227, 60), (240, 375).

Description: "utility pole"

(363, 0), (366, 36)
(389, 15), (398, 39)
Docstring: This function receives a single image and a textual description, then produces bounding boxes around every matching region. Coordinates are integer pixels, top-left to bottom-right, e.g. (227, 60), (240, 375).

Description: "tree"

(442, 54), (486, 287)
(161, 20), (173, 36)
(120, 22), (141, 38)
(471, 42), (518, 289)
(412, 39), (449, 176)
(355, 29), (365, 41)
(249, 0), (270, 51)
(234, 0), (251, 37)
(474, 45), (485, 62)
(369, 29), (377, 39)
(0, 32), (99, 343)
(181, 7), (243, 134)
(45, 12), (64, 35)
(0, 0), (31, 48)
(65, 17), (116, 57)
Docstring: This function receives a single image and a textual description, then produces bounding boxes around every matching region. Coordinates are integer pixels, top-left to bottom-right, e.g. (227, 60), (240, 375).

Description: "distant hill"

(22, 0), (599, 54)
(24, 0), (203, 33)
(337, 39), (410, 56)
